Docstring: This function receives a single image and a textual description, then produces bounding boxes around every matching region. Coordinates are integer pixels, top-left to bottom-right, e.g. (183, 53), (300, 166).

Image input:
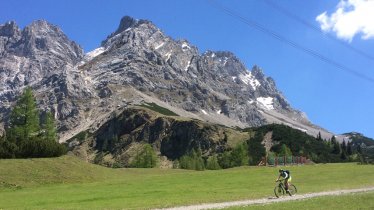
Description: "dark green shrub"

(179, 149), (205, 170)
(19, 138), (66, 158)
(131, 144), (158, 168)
(206, 155), (221, 170)
(218, 151), (232, 169)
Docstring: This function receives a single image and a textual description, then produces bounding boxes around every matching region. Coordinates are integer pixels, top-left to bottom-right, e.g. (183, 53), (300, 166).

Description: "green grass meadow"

(0, 155), (373, 209)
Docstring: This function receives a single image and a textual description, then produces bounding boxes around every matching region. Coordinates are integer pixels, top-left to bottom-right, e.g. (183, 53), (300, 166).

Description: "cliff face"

(0, 20), (90, 136)
(0, 16), (332, 141)
(69, 107), (250, 167)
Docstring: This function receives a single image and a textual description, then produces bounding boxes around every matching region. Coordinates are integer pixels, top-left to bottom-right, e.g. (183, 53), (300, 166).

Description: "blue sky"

(1, 0), (373, 138)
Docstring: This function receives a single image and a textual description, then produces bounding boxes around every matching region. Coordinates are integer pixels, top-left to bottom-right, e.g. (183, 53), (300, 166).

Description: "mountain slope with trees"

(245, 124), (360, 163)
(0, 87), (65, 158)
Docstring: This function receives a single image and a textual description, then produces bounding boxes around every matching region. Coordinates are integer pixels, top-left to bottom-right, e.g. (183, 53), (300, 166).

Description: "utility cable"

(207, 0), (374, 84)
(264, 0), (374, 62)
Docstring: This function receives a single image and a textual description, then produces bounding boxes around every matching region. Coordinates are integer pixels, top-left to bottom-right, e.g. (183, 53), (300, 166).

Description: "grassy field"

(0, 155), (373, 209)
(226, 191), (374, 210)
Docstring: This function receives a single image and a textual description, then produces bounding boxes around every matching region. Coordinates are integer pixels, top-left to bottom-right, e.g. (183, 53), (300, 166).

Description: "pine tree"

(8, 87), (40, 144)
(248, 131), (266, 165)
(218, 151), (233, 169)
(339, 140), (349, 162)
(347, 141), (353, 155)
(194, 148), (205, 171)
(42, 111), (57, 142)
(178, 148), (205, 170)
(230, 143), (249, 167)
(3, 88), (66, 158)
(0, 135), (18, 158)
(131, 144), (158, 168)
(206, 155), (221, 170)
(357, 144), (362, 154)
(279, 144), (292, 156)
(340, 151), (347, 160)
(143, 144), (157, 168)
(341, 140), (347, 154)
(331, 136), (341, 155)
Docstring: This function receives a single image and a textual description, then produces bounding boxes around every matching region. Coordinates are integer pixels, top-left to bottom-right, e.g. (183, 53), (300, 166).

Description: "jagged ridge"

(0, 16), (333, 141)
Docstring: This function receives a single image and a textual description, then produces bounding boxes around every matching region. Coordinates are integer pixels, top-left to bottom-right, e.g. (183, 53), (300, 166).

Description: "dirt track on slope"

(156, 186), (374, 210)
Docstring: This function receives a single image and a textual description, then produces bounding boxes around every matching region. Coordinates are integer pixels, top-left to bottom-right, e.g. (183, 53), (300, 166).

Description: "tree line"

(248, 124), (361, 163)
(174, 141), (254, 170)
(0, 87), (66, 158)
(175, 123), (369, 170)
(2, 88), (365, 166)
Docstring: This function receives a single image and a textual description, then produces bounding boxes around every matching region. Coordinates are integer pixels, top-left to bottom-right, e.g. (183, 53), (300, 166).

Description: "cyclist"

(276, 169), (291, 193)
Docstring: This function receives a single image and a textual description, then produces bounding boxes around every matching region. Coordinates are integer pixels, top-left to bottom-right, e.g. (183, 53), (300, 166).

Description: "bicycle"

(274, 180), (297, 198)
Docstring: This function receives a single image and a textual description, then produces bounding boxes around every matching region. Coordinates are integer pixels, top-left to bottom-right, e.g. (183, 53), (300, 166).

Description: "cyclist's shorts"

(286, 176), (292, 182)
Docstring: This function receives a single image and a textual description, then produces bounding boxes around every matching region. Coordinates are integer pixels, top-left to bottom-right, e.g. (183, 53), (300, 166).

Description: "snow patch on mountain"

(239, 72), (261, 90)
(184, 61), (191, 71)
(164, 50), (172, 60)
(181, 42), (191, 51)
(155, 42), (165, 50)
(84, 47), (106, 62)
(222, 57), (228, 66)
(257, 97), (274, 110)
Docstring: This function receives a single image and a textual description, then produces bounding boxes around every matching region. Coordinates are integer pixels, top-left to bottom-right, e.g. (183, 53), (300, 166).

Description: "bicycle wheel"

(287, 184), (297, 196)
(274, 185), (284, 198)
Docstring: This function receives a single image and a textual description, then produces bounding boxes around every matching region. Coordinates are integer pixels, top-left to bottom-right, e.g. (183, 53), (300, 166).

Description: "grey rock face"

(85, 18), (301, 127)
(0, 20), (88, 136)
(70, 107), (246, 167)
(0, 16), (332, 141)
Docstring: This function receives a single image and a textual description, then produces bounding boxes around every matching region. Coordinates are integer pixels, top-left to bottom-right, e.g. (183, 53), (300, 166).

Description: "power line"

(206, 0), (374, 84)
(264, 0), (374, 62)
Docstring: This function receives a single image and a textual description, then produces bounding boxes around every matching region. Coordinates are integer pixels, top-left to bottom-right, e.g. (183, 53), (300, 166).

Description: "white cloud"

(316, 0), (374, 42)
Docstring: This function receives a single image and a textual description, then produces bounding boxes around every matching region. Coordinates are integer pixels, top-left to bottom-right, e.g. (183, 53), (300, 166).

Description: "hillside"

(343, 132), (374, 146)
(66, 103), (357, 168)
(68, 105), (251, 168)
(245, 124), (354, 163)
(0, 155), (121, 188)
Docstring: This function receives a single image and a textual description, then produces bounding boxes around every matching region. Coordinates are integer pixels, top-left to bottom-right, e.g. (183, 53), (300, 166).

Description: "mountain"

(0, 20), (94, 138)
(341, 132), (374, 163)
(342, 132), (374, 146)
(0, 16), (334, 142)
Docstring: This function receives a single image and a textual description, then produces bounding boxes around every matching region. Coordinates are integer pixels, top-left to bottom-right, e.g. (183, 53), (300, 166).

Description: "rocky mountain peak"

(116, 16), (139, 34)
(14, 20), (83, 62)
(201, 50), (248, 76)
(0, 19), (84, 107)
(0, 21), (21, 37)
(251, 65), (265, 80)
(102, 16), (156, 48)
(204, 50), (233, 57)
(27, 20), (58, 32)
(21, 20), (67, 44)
